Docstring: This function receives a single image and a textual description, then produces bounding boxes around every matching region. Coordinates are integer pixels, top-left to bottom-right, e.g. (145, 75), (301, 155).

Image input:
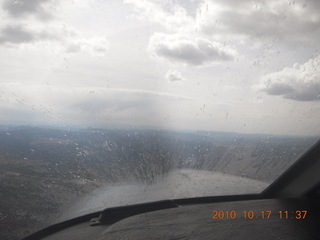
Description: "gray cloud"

(126, 0), (320, 45)
(0, 25), (34, 44)
(198, 0), (320, 45)
(0, 25), (55, 45)
(0, 24), (109, 56)
(260, 56), (320, 101)
(2, 0), (52, 20)
(266, 83), (295, 95)
(149, 33), (235, 66)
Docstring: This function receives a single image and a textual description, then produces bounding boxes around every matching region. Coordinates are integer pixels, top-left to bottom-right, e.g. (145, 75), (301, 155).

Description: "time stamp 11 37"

(212, 210), (308, 220)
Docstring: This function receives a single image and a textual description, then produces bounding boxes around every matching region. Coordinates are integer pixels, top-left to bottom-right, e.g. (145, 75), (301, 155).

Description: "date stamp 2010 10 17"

(211, 210), (308, 220)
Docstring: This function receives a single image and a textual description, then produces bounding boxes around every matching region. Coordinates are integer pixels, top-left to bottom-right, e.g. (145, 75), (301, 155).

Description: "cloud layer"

(197, 0), (320, 45)
(260, 55), (320, 101)
(0, 1), (109, 55)
(0, 0), (319, 135)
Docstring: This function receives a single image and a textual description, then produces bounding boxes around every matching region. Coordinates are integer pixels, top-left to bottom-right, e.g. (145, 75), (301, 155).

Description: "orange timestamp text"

(212, 210), (308, 220)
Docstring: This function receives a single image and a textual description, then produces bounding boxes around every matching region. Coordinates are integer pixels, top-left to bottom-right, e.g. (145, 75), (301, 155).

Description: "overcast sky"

(0, 0), (319, 136)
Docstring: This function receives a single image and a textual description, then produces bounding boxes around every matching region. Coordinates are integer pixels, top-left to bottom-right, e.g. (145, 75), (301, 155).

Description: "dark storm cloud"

(2, 0), (52, 19)
(149, 33), (235, 66)
(261, 56), (320, 101)
(0, 25), (55, 45)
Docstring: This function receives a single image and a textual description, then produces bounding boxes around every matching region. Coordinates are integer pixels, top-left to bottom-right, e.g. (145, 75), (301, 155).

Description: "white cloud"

(126, 0), (237, 67)
(259, 55), (320, 101)
(148, 33), (236, 66)
(165, 69), (185, 82)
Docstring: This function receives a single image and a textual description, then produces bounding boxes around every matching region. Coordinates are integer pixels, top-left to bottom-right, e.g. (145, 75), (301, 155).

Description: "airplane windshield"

(0, 0), (319, 239)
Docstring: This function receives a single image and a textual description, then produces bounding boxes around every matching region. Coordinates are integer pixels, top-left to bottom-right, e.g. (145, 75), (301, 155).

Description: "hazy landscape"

(0, 126), (318, 240)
